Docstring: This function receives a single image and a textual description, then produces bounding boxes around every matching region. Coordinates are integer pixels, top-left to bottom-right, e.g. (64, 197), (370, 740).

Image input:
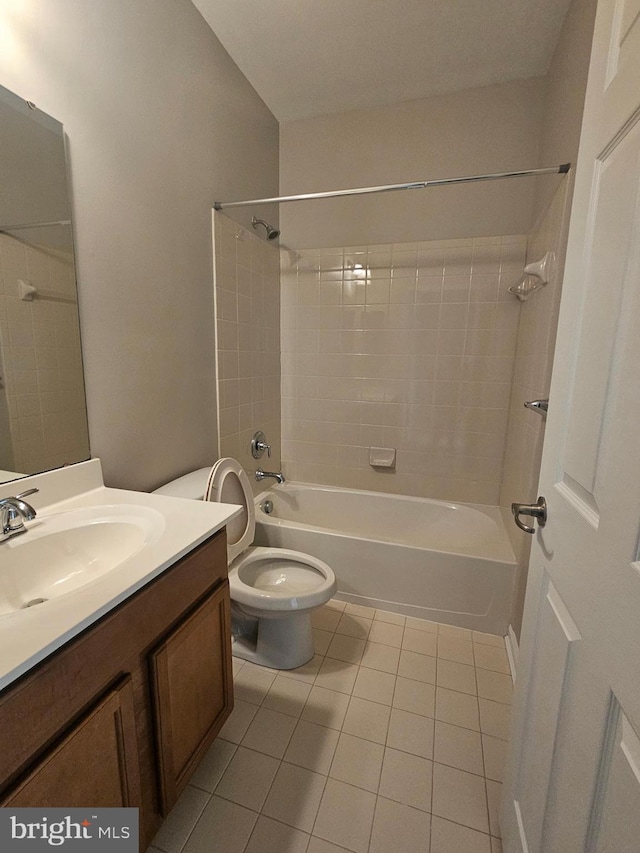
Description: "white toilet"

(154, 458), (337, 669)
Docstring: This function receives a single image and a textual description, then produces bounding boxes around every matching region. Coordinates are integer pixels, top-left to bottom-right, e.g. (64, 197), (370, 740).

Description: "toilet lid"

(205, 457), (255, 562)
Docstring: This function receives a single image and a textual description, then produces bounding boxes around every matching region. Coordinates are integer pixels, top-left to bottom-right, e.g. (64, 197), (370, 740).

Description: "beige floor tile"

(307, 838), (352, 853)
(152, 785), (210, 853)
(492, 836), (503, 853)
(486, 779), (502, 837)
(352, 667), (396, 705)
(476, 670), (512, 705)
(479, 698), (511, 740)
(361, 641), (401, 674)
(393, 676), (436, 718)
(367, 621), (404, 648)
(482, 734), (507, 782)
(263, 673), (312, 717)
(215, 746), (280, 811)
(436, 659), (477, 695)
(474, 644), (511, 674)
(181, 795), (257, 853)
(313, 628), (333, 655)
(406, 616), (439, 633)
(437, 635), (474, 665)
(326, 598), (347, 612)
(314, 658), (359, 694)
(378, 747), (433, 812)
(312, 607), (342, 632)
(402, 627), (438, 656)
(218, 699), (259, 743)
(262, 762), (327, 832)
(370, 796), (431, 853)
(233, 663), (277, 705)
(284, 719), (340, 775)
(326, 634), (366, 665)
(302, 685), (351, 730)
(189, 738), (236, 792)
(472, 630), (504, 647)
(232, 657), (245, 678)
(437, 624), (473, 641)
(430, 816), (491, 853)
(343, 696), (392, 744)
(336, 613), (373, 640)
(329, 732), (384, 792)
(435, 687), (480, 731)
(398, 650), (437, 684)
(374, 609), (406, 626)
(432, 763), (489, 833)
(280, 654), (324, 684)
(313, 779), (377, 853)
(345, 602), (377, 618)
(245, 815), (310, 853)
(387, 708), (434, 759)
(241, 706), (298, 759)
(434, 721), (484, 775)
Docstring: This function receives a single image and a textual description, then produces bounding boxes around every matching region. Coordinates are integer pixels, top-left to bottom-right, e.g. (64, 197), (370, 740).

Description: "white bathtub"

(254, 482), (517, 635)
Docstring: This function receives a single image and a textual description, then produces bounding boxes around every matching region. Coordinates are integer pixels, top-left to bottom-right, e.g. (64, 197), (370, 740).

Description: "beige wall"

(0, 0), (278, 490)
(214, 213), (281, 496)
(279, 79), (544, 249)
(281, 235), (525, 503)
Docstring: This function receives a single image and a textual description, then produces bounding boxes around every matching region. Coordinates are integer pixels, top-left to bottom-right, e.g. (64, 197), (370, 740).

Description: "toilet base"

(231, 609), (315, 670)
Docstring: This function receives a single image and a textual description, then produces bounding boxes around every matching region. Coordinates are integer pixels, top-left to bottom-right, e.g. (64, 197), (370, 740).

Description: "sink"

(0, 504), (166, 615)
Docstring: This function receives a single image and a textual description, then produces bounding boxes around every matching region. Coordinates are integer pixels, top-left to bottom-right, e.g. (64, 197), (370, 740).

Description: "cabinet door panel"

(150, 581), (232, 812)
(2, 678), (141, 808)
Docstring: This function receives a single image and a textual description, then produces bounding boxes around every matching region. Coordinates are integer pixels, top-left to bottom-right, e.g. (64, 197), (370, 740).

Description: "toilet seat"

(205, 457), (255, 562)
(229, 546), (336, 611)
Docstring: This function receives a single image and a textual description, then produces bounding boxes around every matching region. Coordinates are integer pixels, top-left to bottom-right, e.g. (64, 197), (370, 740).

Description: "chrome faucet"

(255, 469), (285, 484)
(0, 488), (38, 542)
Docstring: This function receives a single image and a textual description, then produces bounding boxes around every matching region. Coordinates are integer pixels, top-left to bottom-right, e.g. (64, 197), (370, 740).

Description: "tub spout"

(255, 468), (285, 484)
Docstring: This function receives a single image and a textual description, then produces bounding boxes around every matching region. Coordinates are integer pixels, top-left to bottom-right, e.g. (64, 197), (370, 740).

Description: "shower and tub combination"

(212, 163), (569, 644)
(254, 482), (517, 636)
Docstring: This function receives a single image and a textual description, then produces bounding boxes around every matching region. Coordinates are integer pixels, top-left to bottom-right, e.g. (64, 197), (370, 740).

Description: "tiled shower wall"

(214, 213), (281, 496)
(0, 232), (89, 474)
(500, 180), (571, 635)
(281, 236), (526, 505)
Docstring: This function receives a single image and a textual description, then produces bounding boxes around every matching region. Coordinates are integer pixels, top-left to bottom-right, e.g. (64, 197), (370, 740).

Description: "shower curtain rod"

(0, 219), (71, 232)
(213, 164), (570, 210)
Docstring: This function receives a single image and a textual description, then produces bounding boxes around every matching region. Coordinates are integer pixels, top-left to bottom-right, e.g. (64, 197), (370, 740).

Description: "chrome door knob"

(511, 496), (547, 534)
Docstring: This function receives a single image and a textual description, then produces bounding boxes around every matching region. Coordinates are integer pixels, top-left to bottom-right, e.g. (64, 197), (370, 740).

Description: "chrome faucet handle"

(251, 430), (272, 459)
(15, 488), (39, 500)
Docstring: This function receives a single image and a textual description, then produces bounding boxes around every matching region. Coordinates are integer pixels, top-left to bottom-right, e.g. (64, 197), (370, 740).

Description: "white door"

(501, 0), (640, 850)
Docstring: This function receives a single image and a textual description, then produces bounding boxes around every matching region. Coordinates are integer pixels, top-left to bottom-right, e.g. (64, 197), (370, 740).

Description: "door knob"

(511, 496), (547, 534)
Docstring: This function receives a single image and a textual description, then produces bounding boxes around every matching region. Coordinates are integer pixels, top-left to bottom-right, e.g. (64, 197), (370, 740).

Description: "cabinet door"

(2, 678), (141, 808)
(150, 581), (232, 812)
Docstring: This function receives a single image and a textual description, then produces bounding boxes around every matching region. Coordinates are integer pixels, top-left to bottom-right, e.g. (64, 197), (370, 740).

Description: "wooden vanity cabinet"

(0, 529), (233, 849)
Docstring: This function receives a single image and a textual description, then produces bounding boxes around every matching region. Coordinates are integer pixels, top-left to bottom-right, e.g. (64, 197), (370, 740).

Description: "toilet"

(154, 458), (337, 669)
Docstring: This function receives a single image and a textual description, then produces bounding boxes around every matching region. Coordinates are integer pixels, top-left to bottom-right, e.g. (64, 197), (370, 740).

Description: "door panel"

(501, 0), (640, 849)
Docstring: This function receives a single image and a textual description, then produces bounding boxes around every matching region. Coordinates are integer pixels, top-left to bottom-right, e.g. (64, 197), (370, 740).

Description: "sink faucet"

(255, 469), (285, 484)
(0, 488), (38, 542)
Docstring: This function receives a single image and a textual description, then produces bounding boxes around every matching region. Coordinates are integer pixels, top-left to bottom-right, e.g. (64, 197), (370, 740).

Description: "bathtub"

(253, 482), (517, 636)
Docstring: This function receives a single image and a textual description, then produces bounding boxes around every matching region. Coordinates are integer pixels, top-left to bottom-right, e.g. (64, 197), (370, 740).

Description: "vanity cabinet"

(0, 529), (232, 849)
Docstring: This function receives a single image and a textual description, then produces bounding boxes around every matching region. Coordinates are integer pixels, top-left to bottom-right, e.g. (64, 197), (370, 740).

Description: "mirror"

(0, 84), (89, 483)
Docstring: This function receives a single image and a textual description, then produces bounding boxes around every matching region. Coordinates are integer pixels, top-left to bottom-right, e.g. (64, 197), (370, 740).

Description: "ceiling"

(192, 0), (572, 122)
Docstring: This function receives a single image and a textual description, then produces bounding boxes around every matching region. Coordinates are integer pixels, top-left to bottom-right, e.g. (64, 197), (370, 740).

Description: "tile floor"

(150, 600), (512, 853)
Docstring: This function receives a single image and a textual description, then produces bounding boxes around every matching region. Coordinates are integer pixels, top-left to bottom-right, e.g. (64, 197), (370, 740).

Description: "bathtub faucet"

(255, 468), (286, 484)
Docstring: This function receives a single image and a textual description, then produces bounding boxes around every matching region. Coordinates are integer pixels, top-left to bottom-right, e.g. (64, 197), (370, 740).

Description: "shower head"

(251, 216), (280, 241)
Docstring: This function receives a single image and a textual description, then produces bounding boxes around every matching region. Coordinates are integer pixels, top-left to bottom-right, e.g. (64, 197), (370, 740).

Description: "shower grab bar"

(213, 164), (570, 210)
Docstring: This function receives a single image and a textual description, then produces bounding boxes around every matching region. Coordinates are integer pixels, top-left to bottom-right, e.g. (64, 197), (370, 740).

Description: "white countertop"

(0, 460), (241, 691)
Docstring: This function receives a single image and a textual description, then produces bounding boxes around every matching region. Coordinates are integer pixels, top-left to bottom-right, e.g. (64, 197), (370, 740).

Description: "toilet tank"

(152, 467), (211, 500)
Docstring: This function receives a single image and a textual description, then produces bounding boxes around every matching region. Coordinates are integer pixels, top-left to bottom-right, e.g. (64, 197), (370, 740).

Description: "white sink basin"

(0, 504), (166, 615)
